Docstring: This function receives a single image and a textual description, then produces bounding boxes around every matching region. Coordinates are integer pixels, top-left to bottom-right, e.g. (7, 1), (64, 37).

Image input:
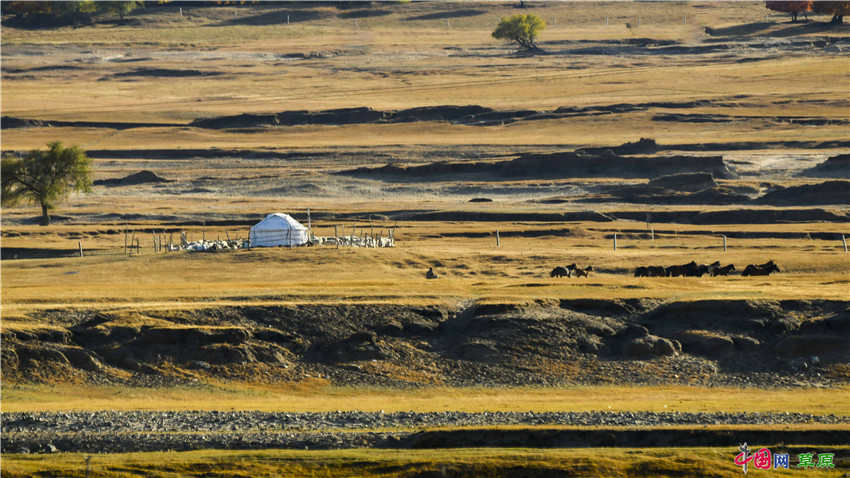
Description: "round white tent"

(249, 213), (309, 248)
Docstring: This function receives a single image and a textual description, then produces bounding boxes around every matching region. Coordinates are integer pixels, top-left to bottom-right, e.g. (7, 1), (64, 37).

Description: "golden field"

(1, 1), (848, 475)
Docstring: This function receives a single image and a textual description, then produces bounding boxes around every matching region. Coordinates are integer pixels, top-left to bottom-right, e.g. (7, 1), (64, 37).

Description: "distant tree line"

(766, 1), (850, 23)
(1, 1), (364, 26)
(3, 1), (143, 25)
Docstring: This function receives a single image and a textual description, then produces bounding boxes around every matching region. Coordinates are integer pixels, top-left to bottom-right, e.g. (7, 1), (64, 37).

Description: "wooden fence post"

(723, 235), (727, 252)
(124, 225), (128, 255)
(843, 234), (847, 252)
(496, 230), (500, 247)
(78, 242), (83, 257)
(613, 233), (618, 251)
(335, 225), (339, 249)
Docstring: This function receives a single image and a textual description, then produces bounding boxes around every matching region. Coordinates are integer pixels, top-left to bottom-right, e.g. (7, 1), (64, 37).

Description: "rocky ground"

(3, 410), (848, 454)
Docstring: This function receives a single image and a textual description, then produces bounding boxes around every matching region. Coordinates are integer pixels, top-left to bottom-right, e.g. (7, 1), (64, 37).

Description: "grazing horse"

(666, 261), (699, 277)
(711, 264), (735, 276)
(700, 261), (721, 276)
(742, 261), (779, 276)
(648, 266), (667, 277)
(426, 268), (439, 279)
(574, 265), (593, 278)
(634, 266), (649, 277)
(551, 266), (570, 278)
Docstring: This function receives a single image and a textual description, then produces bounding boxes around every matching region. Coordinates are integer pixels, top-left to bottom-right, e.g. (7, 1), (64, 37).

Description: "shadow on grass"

(213, 9), (331, 27)
(707, 20), (849, 38)
(338, 9), (393, 20)
(405, 9), (486, 22)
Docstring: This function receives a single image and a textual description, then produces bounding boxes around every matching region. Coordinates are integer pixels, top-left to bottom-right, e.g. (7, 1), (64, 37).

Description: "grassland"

(3, 383), (848, 414)
(1, 1), (848, 475)
(3, 447), (850, 478)
(1, 219), (848, 320)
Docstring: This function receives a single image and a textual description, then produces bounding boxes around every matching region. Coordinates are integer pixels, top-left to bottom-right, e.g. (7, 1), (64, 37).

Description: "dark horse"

(551, 266), (570, 278)
(711, 264), (735, 276)
(742, 260), (779, 276)
(666, 261), (701, 277)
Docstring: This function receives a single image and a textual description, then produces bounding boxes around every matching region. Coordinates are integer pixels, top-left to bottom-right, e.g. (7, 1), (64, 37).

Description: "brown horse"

(574, 265), (593, 278)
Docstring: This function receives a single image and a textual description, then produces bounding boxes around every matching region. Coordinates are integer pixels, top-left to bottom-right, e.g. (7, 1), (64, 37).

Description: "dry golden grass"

(2, 2), (848, 146)
(3, 446), (849, 478)
(2, 217), (848, 318)
(2, 383), (848, 415)
(2, 3), (848, 443)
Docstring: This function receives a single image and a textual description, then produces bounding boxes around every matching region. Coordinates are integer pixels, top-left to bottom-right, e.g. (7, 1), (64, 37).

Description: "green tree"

(98, 1), (143, 22)
(2, 142), (93, 225)
(492, 14), (546, 51)
(54, 1), (97, 26)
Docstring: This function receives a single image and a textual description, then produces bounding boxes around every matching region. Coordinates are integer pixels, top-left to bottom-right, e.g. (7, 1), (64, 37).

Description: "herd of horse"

(544, 260), (780, 279)
(634, 260), (779, 277)
(550, 263), (594, 278)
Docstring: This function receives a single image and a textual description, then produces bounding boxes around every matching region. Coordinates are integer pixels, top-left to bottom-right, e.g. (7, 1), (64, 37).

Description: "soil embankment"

(802, 154), (850, 178)
(344, 150), (733, 180)
(3, 300), (847, 388)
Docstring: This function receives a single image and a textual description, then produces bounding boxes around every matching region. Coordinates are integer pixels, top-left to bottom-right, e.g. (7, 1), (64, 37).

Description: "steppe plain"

(1, 1), (849, 476)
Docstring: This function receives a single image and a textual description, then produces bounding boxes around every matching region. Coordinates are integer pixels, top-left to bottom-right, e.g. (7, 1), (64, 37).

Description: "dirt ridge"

(2, 300), (847, 388)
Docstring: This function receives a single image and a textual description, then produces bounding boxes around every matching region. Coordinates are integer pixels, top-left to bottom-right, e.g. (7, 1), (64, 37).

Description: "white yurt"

(249, 213), (309, 248)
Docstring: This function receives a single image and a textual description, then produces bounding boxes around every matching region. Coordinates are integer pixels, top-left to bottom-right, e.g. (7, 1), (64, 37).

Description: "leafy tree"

(812, 1), (850, 23)
(5, 1), (54, 18)
(54, 1), (97, 26)
(492, 14), (546, 51)
(2, 142), (93, 225)
(765, 1), (812, 22)
(5, 1), (96, 26)
(98, 1), (143, 22)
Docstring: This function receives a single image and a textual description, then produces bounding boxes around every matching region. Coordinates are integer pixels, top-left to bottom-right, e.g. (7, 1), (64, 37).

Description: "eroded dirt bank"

(3, 300), (847, 388)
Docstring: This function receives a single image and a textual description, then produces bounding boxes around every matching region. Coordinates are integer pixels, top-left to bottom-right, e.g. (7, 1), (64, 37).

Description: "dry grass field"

(3, 447), (850, 478)
(1, 1), (849, 475)
(2, 382), (848, 415)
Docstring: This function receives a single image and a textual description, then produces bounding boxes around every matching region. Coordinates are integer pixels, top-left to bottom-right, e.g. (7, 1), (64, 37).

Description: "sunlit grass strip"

(3, 384), (848, 415)
(2, 447), (849, 478)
